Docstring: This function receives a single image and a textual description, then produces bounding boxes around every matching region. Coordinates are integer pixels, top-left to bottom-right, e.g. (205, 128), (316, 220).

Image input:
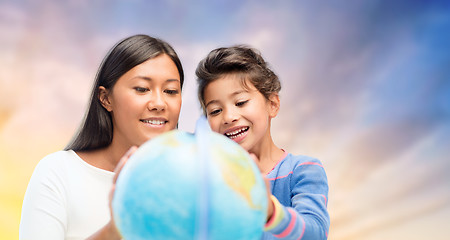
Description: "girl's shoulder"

(271, 153), (326, 178)
(267, 153), (328, 185)
(282, 153), (324, 169)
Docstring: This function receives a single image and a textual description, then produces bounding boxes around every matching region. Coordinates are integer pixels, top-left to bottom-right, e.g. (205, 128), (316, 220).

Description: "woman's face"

(100, 54), (182, 147)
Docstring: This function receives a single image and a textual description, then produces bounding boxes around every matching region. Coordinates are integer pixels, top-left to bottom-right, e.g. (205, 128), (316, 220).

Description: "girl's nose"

(222, 108), (238, 124)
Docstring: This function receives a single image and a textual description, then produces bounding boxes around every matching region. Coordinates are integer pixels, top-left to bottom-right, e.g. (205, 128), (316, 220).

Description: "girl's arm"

(264, 159), (330, 239)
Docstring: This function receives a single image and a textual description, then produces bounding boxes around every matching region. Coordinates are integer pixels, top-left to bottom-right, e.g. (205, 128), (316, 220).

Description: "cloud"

(1, 1), (450, 239)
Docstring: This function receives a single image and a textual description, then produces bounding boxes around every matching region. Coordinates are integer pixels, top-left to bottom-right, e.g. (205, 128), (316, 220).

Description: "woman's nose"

(147, 91), (165, 111)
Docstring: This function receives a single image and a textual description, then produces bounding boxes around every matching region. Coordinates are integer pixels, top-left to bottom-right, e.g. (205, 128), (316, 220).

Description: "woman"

(19, 34), (184, 240)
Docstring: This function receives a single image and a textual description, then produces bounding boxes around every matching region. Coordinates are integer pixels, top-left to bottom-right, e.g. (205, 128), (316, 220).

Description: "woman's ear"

(268, 93), (280, 118)
(98, 86), (113, 112)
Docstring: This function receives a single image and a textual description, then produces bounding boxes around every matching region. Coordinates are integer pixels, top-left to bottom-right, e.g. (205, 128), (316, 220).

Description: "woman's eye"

(236, 100), (249, 107)
(208, 109), (222, 116)
(164, 89), (179, 95)
(134, 87), (149, 93)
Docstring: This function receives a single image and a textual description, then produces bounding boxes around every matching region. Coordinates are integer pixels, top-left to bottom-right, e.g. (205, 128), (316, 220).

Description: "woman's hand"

(249, 153), (274, 222)
(109, 146), (138, 228)
(87, 146), (138, 240)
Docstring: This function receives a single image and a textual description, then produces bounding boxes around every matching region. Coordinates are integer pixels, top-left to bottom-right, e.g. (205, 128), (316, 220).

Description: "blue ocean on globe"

(112, 118), (268, 240)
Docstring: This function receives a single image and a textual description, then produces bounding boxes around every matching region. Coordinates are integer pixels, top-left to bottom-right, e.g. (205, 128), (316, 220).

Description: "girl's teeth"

(225, 127), (248, 137)
(229, 132), (245, 139)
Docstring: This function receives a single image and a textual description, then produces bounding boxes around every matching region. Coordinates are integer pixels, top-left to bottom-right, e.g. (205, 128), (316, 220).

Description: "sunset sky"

(1, 0), (449, 239)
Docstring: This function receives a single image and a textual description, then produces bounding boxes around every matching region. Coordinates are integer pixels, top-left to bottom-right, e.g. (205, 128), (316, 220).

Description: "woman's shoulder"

(24, 150), (80, 192)
(39, 149), (116, 178)
(39, 150), (77, 164)
(33, 150), (78, 173)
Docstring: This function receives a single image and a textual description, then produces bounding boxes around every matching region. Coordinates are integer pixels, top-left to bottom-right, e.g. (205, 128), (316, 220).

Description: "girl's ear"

(98, 86), (113, 112)
(268, 93), (280, 118)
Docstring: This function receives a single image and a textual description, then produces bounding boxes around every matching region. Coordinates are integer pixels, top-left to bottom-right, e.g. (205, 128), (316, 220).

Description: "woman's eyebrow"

(130, 76), (151, 81)
(165, 78), (180, 83)
(130, 76), (180, 83)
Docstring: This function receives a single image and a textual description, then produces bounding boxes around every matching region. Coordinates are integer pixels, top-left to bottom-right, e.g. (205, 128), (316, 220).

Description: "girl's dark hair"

(65, 34), (184, 151)
(195, 45), (280, 115)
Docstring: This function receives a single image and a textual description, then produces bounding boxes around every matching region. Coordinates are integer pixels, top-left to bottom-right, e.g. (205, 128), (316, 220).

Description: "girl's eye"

(208, 109), (222, 116)
(236, 100), (249, 107)
(164, 89), (179, 95)
(134, 87), (149, 93)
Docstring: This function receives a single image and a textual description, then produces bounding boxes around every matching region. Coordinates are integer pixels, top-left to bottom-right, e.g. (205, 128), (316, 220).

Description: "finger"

(264, 177), (271, 194)
(249, 153), (258, 162)
(109, 185), (117, 221)
(109, 185), (116, 204)
(249, 153), (264, 173)
(113, 146), (138, 183)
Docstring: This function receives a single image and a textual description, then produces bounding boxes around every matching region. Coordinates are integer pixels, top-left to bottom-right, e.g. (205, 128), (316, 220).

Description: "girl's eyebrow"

(205, 90), (247, 108)
(231, 90), (246, 96)
(205, 100), (218, 108)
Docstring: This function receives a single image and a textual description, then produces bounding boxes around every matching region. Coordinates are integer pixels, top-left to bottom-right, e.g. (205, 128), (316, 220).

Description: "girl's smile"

(223, 126), (249, 142)
(203, 74), (278, 153)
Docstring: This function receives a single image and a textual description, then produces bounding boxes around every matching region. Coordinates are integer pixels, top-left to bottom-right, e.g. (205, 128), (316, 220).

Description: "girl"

(196, 46), (330, 239)
(19, 34), (184, 240)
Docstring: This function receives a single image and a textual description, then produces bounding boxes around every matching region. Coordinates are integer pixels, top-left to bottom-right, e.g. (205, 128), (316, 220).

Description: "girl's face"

(203, 74), (279, 153)
(100, 54), (182, 147)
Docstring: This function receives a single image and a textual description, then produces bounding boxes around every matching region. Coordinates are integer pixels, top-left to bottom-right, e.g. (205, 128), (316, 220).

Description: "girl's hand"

(249, 153), (274, 222)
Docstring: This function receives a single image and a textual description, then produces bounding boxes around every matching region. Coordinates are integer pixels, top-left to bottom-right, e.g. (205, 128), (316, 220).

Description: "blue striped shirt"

(262, 152), (330, 239)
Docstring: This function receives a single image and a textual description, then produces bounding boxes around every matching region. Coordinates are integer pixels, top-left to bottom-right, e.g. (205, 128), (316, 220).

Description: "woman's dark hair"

(195, 45), (280, 115)
(65, 34), (184, 151)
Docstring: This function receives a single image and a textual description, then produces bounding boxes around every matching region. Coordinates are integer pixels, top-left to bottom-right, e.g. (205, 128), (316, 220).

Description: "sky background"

(1, 0), (450, 239)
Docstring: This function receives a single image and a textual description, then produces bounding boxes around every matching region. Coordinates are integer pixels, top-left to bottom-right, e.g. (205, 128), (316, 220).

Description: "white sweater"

(20, 150), (114, 240)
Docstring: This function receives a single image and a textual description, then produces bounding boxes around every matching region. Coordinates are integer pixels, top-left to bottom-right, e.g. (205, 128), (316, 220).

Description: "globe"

(112, 118), (268, 240)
